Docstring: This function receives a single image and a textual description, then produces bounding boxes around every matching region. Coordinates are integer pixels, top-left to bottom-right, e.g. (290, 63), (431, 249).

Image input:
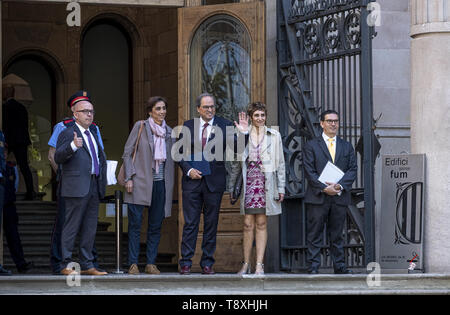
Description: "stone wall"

(410, 0), (450, 273)
(1, 0), (179, 263)
(371, 0), (412, 263)
(2, 1), (178, 126)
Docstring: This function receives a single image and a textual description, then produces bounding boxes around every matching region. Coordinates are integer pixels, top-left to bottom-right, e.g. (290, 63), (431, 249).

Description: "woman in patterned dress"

(231, 102), (286, 275)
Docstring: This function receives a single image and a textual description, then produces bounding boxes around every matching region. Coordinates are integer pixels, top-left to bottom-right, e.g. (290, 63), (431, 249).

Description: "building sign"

(380, 154), (425, 271)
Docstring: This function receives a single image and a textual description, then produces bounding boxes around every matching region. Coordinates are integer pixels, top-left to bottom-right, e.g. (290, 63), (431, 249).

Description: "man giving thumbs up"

(54, 91), (108, 276)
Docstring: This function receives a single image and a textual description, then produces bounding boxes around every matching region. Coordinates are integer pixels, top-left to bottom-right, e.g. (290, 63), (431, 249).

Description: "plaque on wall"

(380, 154), (425, 272)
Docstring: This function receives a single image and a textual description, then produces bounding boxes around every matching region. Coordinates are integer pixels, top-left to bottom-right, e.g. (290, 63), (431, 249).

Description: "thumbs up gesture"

(73, 132), (83, 148)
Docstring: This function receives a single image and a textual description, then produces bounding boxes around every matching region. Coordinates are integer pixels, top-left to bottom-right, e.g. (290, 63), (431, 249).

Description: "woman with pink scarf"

(122, 96), (175, 275)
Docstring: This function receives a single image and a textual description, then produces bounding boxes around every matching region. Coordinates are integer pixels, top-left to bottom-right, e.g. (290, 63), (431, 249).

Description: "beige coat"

(229, 126), (286, 216)
(122, 119), (175, 218)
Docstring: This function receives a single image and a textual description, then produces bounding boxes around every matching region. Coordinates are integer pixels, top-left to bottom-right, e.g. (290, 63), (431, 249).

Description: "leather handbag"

(117, 121), (144, 186)
(230, 167), (243, 205)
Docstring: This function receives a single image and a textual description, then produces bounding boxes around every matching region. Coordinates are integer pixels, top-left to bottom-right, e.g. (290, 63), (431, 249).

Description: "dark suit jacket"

(2, 98), (31, 147)
(178, 116), (234, 193)
(54, 123), (107, 199)
(303, 135), (357, 206)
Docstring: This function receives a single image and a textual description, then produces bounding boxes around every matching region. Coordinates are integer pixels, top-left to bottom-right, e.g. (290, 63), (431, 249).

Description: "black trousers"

(2, 202), (27, 269)
(50, 195), (100, 273)
(9, 145), (34, 198)
(306, 197), (347, 272)
(180, 179), (223, 268)
(61, 176), (99, 270)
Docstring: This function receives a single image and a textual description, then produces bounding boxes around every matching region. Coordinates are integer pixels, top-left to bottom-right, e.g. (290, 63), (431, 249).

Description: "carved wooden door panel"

(178, 1), (265, 272)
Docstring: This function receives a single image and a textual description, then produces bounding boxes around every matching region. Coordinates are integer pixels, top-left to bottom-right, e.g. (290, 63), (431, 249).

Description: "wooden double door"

(177, 1), (266, 272)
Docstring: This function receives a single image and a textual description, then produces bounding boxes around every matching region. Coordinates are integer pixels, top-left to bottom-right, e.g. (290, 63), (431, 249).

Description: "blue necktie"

(84, 130), (99, 176)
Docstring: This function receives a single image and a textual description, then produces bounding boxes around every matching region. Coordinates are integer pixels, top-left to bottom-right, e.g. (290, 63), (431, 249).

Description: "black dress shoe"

(0, 265), (12, 276)
(334, 268), (353, 274)
(202, 266), (215, 275)
(180, 265), (191, 275)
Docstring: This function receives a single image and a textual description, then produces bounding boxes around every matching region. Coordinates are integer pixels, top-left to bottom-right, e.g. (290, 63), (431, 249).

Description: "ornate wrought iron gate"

(277, 0), (377, 271)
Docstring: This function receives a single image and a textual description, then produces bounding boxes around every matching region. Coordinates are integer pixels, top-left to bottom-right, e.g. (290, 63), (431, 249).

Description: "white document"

(106, 160), (118, 185)
(318, 161), (344, 185)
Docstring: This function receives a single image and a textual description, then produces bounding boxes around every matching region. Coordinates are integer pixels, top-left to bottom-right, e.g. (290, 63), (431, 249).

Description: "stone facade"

(1, 0), (180, 264)
(371, 0), (412, 264)
(2, 0), (449, 273)
(410, 0), (450, 273)
(2, 1), (178, 126)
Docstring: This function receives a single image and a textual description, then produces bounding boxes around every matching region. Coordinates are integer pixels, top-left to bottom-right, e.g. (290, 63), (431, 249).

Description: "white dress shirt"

(71, 122), (100, 175)
(322, 132), (336, 152)
(321, 132), (342, 194)
(198, 116), (215, 142)
(187, 117), (215, 177)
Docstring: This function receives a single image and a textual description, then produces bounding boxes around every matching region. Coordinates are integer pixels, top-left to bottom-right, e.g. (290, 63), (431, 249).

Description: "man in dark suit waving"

(178, 93), (234, 275)
(303, 110), (357, 274)
(55, 91), (107, 276)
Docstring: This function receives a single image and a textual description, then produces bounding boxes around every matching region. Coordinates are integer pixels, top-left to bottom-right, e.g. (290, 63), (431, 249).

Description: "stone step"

(2, 200), (180, 275)
(2, 255), (177, 274)
(14, 201), (57, 210)
(3, 230), (121, 237)
(15, 215), (58, 222)
(3, 238), (126, 247)
(16, 220), (57, 229)
(2, 260), (178, 275)
(3, 232), (175, 274)
(0, 273), (449, 295)
(13, 207), (57, 214)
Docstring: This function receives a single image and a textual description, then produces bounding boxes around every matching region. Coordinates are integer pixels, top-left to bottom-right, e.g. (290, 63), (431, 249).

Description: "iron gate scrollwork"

(277, 0), (377, 271)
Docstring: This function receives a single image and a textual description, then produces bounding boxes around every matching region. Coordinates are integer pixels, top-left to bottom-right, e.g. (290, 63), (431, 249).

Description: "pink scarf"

(148, 117), (167, 174)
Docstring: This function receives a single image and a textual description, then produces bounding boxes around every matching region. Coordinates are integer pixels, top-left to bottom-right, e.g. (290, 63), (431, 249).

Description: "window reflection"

(190, 14), (251, 122)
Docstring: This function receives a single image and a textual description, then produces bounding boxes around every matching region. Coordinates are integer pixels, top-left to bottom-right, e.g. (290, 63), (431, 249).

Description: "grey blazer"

(122, 120), (175, 218)
(54, 123), (107, 199)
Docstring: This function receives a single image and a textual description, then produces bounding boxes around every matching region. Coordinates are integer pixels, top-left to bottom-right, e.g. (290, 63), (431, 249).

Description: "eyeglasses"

(76, 110), (95, 115)
(200, 105), (216, 110)
(325, 119), (339, 124)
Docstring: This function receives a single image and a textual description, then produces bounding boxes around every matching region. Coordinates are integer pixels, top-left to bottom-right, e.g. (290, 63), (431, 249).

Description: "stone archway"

(4, 49), (66, 201)
(4, 49), (66, 122)
(81, 12), (145, 123)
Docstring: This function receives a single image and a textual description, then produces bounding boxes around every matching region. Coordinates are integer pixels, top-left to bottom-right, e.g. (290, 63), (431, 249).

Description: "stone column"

(410, 0), (450, 273)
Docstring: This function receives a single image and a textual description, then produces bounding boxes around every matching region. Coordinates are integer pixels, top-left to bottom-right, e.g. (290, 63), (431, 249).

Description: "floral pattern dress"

(244, 135), (266, 214)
